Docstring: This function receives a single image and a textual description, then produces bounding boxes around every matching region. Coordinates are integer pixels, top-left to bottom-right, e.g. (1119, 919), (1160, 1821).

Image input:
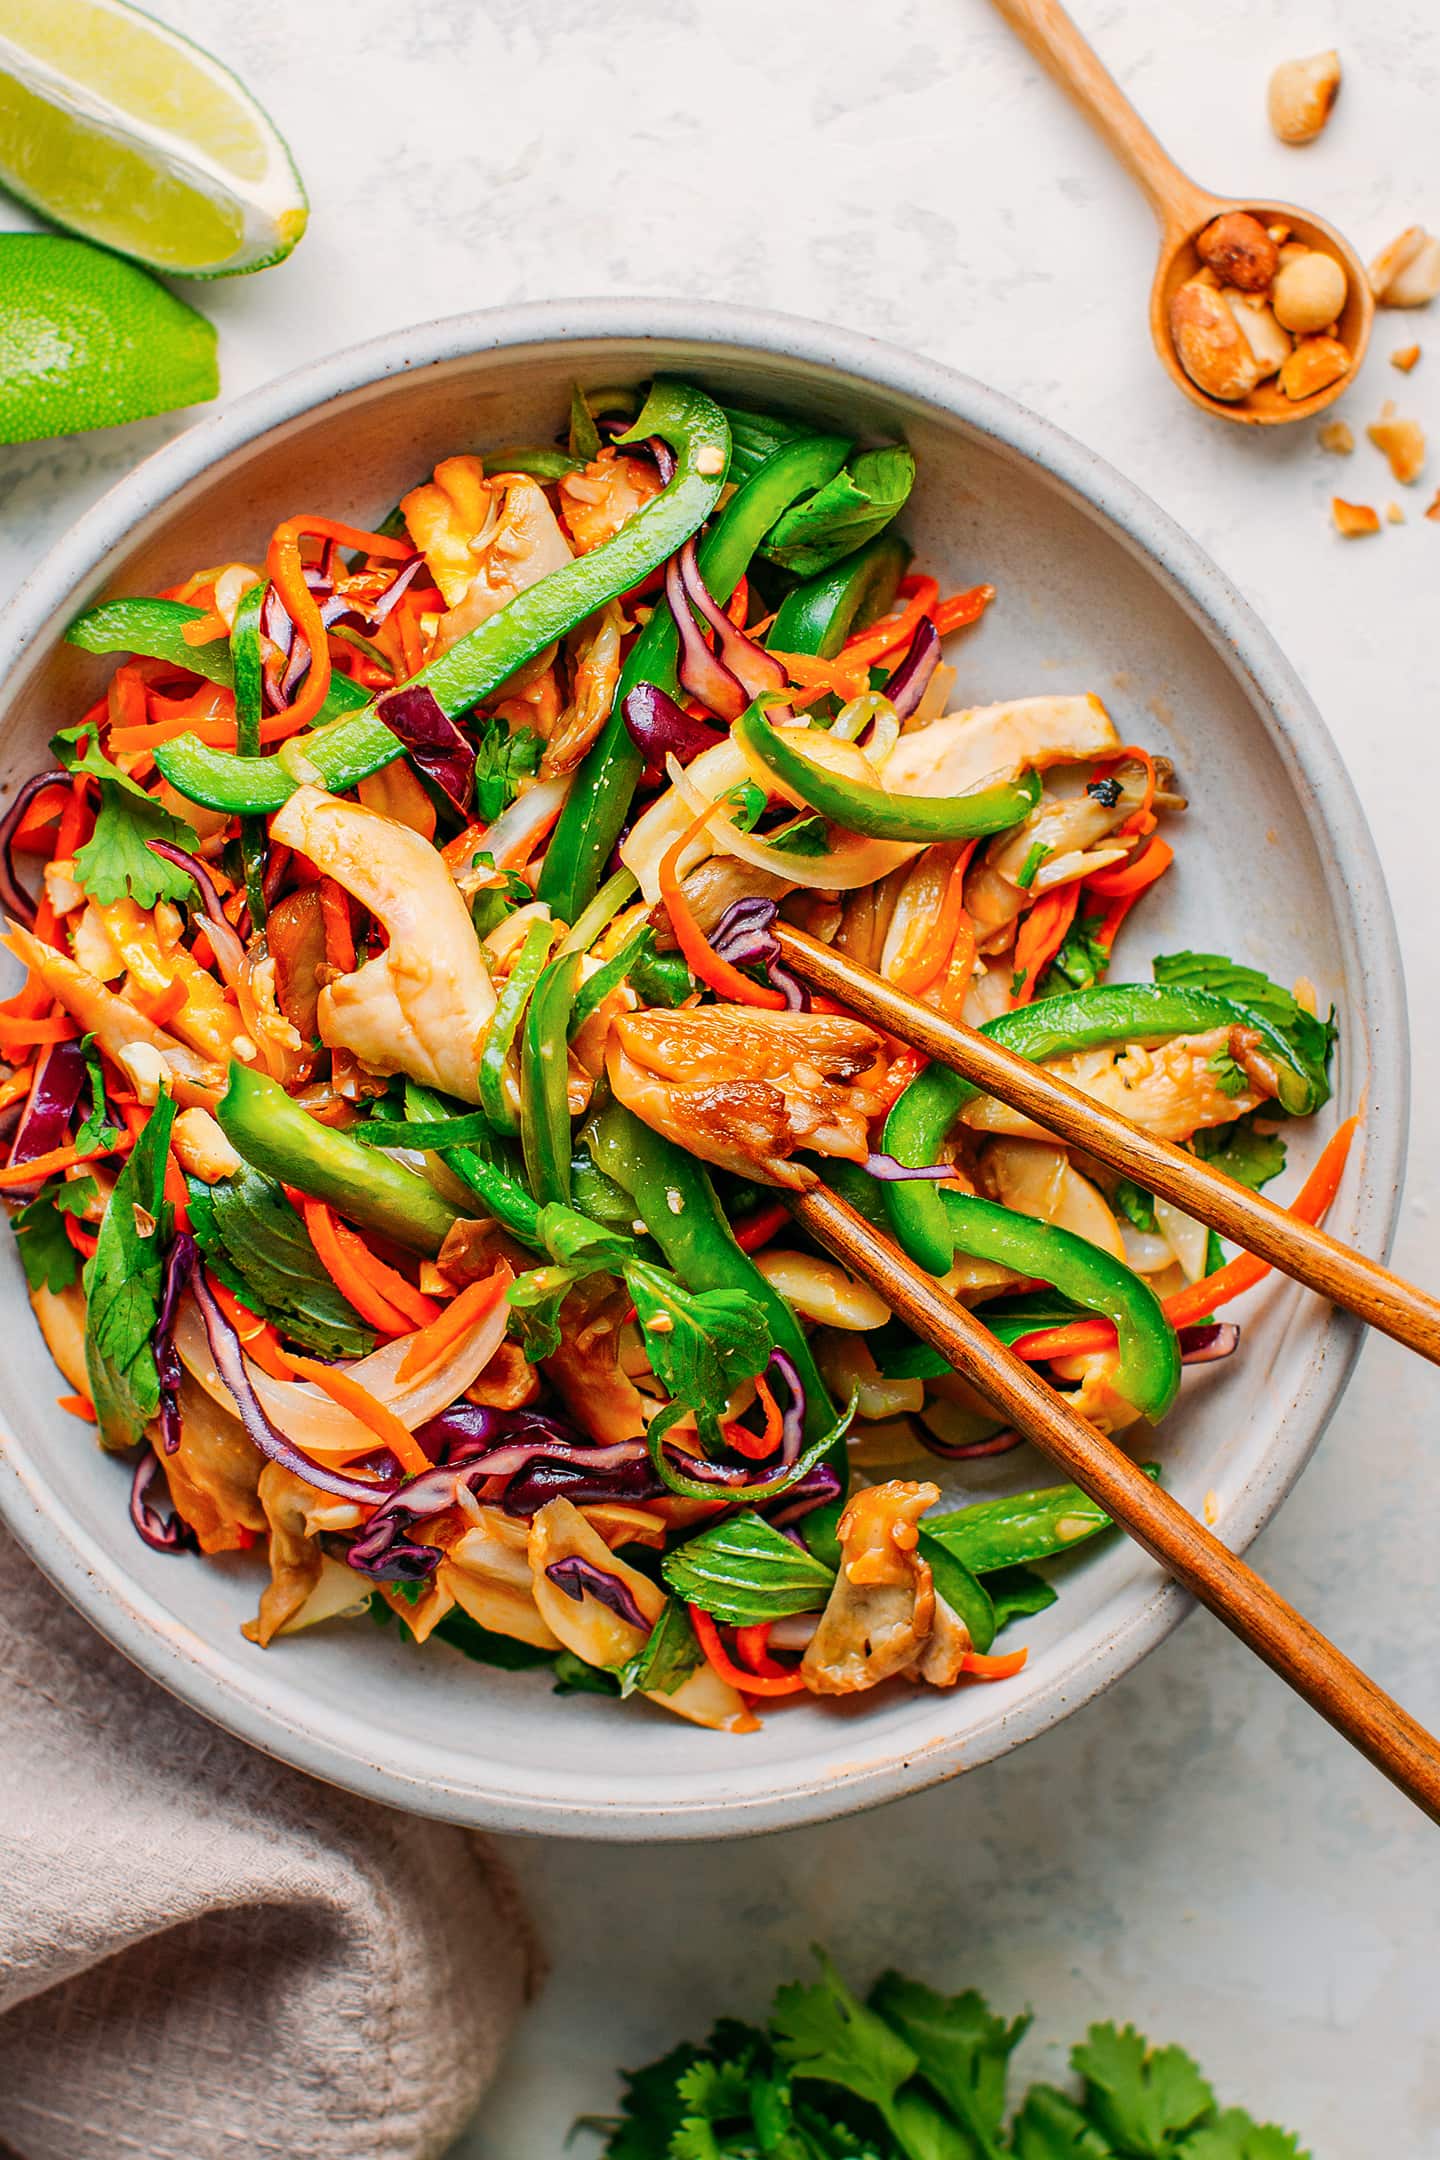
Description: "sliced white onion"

(488, 773), (572, 870)
(1154, 1194), (1210, 1283)
(670, 756), (916, 893)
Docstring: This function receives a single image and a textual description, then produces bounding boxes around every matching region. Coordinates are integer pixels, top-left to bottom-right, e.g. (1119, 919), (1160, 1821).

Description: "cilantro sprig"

(585, 1949), (1310, 2160)
(52, 727), (200, 910)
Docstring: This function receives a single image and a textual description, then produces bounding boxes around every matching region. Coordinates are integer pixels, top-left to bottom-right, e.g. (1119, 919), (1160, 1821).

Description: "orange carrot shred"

(285, 1355), (432, 1476)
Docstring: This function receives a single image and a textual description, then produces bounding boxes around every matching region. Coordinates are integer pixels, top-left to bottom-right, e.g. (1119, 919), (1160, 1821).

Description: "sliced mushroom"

(801, 1481), (940, 1696)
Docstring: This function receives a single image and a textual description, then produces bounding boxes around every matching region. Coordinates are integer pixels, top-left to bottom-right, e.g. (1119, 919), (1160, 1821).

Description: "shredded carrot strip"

(0, 1014), (74, 1048)
(208, 1277), (296, 1381)
(12, 783), (68, 848)
(726, 574), (749, 629)
(1010, 882), (1081, 1008)
(1084, 835), (1173, 902)
(264, 517), (410, 738)
(722, 1374), (784, 1462)
(960, 1646), (1029, 1679)
(0, 1138), (123, 1188)
(327, 1209), (441, 1330)
(302, 1200), (415, 1335)
(929, 584), (996, 637)
(285, 1355), (432, 1476)
(734, 1621), (790, 1676)
(396, 1265), (511, 1381)
(732, 1200), (789, 1254)
(138, 981), (187, 1030)
(659, 807), (786, 1010)
(57, 1392), (97, 1423)
(891, 841), (977, 998)
(767, 648), (873, 708)
(841, 575), (940, 666)
(689, 1605), (807, 1695)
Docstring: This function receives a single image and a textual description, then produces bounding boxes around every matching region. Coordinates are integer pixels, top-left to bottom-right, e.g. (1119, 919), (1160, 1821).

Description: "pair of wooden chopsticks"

(773, 924), (1440, 1827)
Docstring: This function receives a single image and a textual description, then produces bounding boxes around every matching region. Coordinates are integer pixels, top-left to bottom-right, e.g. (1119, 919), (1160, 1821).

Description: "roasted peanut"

(1331, 498), (1380, 537)
(1367, 402), (1426, 484)
(1169, 278), (1263, 401)
(1368, 227), (1440, 307)
(1221, 290), (1291, 378)
(1267, 51), (1342, 144)
(1279, 335), (1352, 401)
(1196, 212), (1278, 291)
(1272, 249), (1348, 335)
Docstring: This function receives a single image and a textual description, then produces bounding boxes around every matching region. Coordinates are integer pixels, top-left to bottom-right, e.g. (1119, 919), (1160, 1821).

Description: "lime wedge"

(0, 233), (218, 443)
(0, 0), (307, 277)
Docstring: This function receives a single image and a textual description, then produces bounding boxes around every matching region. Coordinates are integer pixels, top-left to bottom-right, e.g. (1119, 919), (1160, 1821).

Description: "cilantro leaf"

(1177, 2112), (1309, 2160)
(1071, 2025), (1214, 2157)
(1189, 1117), (1286, 1192)
(54, 733), (201, 909)
(618, 1598), (701, 1697)
(472, 715), (543, 822)
(506, 1263), (575, 1362)
(771, 1950), (918, 2128)
(73, 1034), (121, 1155)
(1037, 910), (1110, 999)
(671, 2058), (758, 2160)
(11, 1175), (98, 1294)
(662, 1512), (835, 1624)
(83, 1092), (175, 1450)
(1010, 2086), (1116, 2159)
(765, 815), (830, 857)
(603, 2042), (707, 2160)
(623, 1259), (772, 1449)
(1110, 1179), (1157, 1234)
(868, 1975), (1028, 2160)
(722, 779), (767, 833)
(1206, 1050), (1251, 1101)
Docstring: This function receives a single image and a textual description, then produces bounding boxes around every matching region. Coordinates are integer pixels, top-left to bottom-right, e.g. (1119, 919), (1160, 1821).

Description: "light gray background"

(3, 2), (1437, 2151)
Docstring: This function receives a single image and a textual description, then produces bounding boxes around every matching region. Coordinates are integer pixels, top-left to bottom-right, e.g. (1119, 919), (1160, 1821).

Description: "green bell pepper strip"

(537, 428), (856, 923)
(590, 1103), (838, 1455)
(356, 1109), (497, 1150)
(151, 378), (732, 816)
(401, 1083), (544, 1248)
(216, 1064), (460, 1256)
(900, 1190), (1180, 1421)
(480, 917), (560, 1137)
(765, 529), (910, 658)
(926, 1468), (1159, 1577)
(882, 979), (1328, 1275)
(733, 702), (1043, 843)
(229, 581), (269, 929)
(485, 446), (584, 480)
(520, 949), (585, 1206)
(556, 866), (638, 956)
(65, 597), (372, 729)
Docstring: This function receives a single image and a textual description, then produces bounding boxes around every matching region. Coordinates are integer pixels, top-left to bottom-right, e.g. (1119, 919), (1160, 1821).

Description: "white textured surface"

(1, 1), (1437, 2153)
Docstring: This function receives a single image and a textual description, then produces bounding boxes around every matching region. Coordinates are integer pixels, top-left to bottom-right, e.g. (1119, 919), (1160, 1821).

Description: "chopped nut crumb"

(1391, 344), (1421, 372)
(1332, 498), (1381, 536)
(1203, 1489), (1220, 1527)
(1426, 491), (1440, 522)
(1385, 501), (1406, 524)
(1318, 420), (1354, 454)
(1367, 401), (1427, 484)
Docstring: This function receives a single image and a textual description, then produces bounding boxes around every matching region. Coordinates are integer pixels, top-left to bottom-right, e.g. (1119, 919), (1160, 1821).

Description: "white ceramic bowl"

(0, 302), (1407, 1839)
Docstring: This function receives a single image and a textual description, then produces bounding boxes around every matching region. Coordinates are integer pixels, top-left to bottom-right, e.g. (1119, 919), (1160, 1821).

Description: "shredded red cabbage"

(154, 1234), (196, 1456)
(145, 840), (247, 989)
(917, 1424), (1024, 1462)
(711, 897), (809, 1010)
(863, 1150), (956, 1183)
(676, 538), (790, 709)
(621, 682), (723, 774)
(0, 768), (69, 928)
(667, 548), (747, 719)
(545, 1556), (650, 1631)
(766, 1459), (843, 1528)
(5, 1039), (86, 1193)
(129, 1447), (198, 1555)
(375, 684), (476, 814)
(884, 616), (941, 719)
(1178, 1322), (1241, 1365)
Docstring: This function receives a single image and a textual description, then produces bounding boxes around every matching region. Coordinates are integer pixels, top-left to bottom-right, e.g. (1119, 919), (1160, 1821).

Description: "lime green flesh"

(0, 0), (306, 275)
(0, 233), (218, 444)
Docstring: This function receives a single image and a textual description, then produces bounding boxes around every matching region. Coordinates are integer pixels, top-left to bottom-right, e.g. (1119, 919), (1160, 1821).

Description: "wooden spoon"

(991, 0), (1373, 424)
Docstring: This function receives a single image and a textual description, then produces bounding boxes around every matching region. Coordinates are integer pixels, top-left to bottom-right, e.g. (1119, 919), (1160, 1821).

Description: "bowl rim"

(0, 297), (1409, 1838)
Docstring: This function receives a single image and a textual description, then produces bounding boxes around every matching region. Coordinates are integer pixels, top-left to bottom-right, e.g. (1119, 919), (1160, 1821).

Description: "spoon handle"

(989, 0), (1216, 234)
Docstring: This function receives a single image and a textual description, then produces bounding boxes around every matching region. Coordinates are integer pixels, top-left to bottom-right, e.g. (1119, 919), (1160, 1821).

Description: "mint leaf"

(663, 1512), (835, 1624)
(1072, 2025), (1214, 2157)
(762, 446), (916, 577)
(868, 1975), (1028, 2160)
(187, 1166), (376, 1358)
(1189, 1117), (1286, 1192)
(1178, 2112), (1309, 2160)
(623, 1259), (771, 1449)
(1151, 951), (1336, 1103)
(506, 1263), (575, 1362)
(473, 715), (543, 821)
(83, 1092), (175, 1449)
(552, 1649), (622, 1696)
(540, 1203), (635, 1274)
(1011, 2086), (1116, 2159)
(431, 1609), (555, 1671)
(12, 1175), (98, 1295)
(618, 1598), (701, 1697)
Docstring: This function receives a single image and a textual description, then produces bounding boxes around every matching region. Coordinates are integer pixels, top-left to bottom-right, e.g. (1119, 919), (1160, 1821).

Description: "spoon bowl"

(995, 0), (1374, 426)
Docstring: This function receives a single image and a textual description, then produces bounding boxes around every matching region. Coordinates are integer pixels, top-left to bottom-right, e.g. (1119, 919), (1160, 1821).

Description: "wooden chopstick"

(787, 1180), (1440, 1825)
(775, 924), (1440, 1366)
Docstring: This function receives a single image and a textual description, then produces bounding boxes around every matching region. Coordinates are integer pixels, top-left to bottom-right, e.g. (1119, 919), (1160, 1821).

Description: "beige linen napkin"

(0, 1529), (537, 2160)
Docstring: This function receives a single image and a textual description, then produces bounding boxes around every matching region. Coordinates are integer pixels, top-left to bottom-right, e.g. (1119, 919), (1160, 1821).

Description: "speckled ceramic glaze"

(0, 302), (1407, 1839)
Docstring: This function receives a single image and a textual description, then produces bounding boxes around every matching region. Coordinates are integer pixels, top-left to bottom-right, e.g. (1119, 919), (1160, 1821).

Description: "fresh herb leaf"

(765, 815), (830, 857)
(552, 1649), (623, 1696)
(1016, 841), (1050, 891)
(73, 1034), (121, 1154)
(1071, 2024), (1214, 2157)
(628, 943), (695, 1008)
(986, 1565), (1058, 1632)
(12, 1175), (98, 1294)
(472, 716), (544, 822)
(868, 1974), (1028, 2160)
(623, 1259), (772, 1449)
(671, 2058), (758, 2160)
(604, 2042), (707, 2160)
(722, 779), (767, 833)
(662, 1512), (835, 1624)
(1038, 910), (1110, 999)
(543, 1205), (635, 1274)
(432, 1608), (556, 1671)
(1151, 952), (1336, 1099)
(1206, 1050), (1251, 1100)
(506, 1263), (575, 1362)
(618, 1598), (701, 1697)
(1177, 2112), (1308, 2160)
(469, 852), (534, 942)
(83, 1091), (175, 1450)
(53, 732), (200, 909)
(1011, 2086), (1117, 2159)
(771, 1949), (918, 2128)
(762, 446), (917, 577)
(187, 1166), (376, 1358)
(1189, 1117), (1286, 1192)
(1110, 1179), (1157, 1234)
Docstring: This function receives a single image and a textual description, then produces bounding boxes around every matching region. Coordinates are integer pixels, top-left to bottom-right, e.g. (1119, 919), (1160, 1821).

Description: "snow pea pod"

(520, 949), (585, 1206)
(537, 428), (855, 923)
(229, 579), (268, 928)
(64, 597), (371, 728)
(151, 378), (731, 815)
(478, 916), (561, 1137)
(765, 528), (910, 658)
(401, 1082), (545, 1249)
(734, 701), (1042, 842)
(926, 1469), (1159, 1577)
(883, 980), (1326, 1274)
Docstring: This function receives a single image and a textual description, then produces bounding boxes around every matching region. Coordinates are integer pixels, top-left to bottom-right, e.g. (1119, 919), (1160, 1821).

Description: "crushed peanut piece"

(1385, 501), (1406, 524)
(1331, 498), (1380, 537)
(1318, 420), (1354, 454)
(1367, 401), (1427, 484)
(1368, 227), (1440, 307)
(1391, 345), (1421, 372)
(1267, 51), (1341, 144)
(1279, 334), (1351, 401)
(1426, 490), (1440, 522)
